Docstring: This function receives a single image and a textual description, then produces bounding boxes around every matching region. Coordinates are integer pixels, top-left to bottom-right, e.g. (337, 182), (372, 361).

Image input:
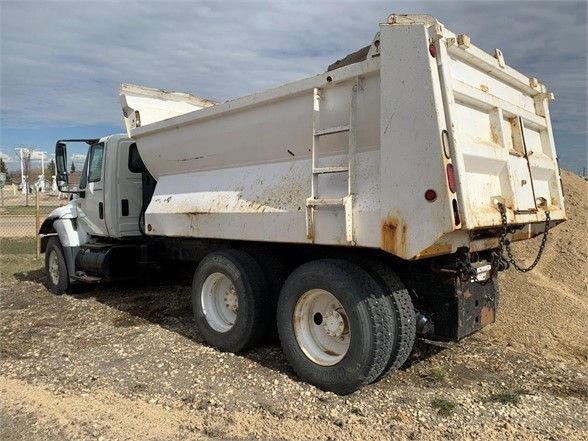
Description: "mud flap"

(433, 276), (498, 341)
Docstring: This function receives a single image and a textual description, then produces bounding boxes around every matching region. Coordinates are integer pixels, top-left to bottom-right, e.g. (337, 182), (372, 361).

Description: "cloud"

(1, 0), (586, 146)
(0, 149), (55, 170)
(71, 153), (86, 163)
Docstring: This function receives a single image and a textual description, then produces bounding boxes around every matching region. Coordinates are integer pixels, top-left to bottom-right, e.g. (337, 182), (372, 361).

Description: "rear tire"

(353, 258), (416, 378)
(240, 245), (291, 342)
(192, 249), (270, 353)
(277, 259), (394, 395)
(45, 237), (70, 295)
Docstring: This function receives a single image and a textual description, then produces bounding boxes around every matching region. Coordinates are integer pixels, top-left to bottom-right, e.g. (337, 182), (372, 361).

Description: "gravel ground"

(1, 172), (586, 440)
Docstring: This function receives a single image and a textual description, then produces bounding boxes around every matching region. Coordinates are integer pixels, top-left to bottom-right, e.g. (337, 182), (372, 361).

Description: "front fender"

(39, 203), (78, 235)
(39, 202), (84, 253)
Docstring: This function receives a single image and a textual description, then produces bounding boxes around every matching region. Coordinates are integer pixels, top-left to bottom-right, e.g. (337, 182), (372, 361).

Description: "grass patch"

(423, 367), (448, 384)
(431, 397), (457, 416)
(0, 238), (36, 254)
(484, 388), (529, 405)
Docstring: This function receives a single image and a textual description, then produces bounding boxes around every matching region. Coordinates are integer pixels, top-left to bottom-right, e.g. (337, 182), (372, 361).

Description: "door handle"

(99, 202), (104, 219)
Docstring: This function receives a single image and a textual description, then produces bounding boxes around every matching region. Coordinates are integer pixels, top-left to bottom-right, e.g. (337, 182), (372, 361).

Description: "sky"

(1, 0), (586, 174)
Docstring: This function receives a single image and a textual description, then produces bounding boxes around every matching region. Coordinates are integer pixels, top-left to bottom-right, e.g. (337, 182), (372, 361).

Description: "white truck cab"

(47, 135), (143, 242)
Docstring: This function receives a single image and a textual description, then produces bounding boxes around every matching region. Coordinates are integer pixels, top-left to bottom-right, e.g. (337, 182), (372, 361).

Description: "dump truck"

(40, 14), (566, 394)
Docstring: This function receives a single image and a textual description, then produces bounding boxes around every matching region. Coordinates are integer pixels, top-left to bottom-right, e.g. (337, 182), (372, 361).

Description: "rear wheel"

(354, 258), (416, 378)
(239, 245), (291, 341)
(192, 249), (270, 353)
(277, 259), (394, 395)
(45, 237), (70, 295)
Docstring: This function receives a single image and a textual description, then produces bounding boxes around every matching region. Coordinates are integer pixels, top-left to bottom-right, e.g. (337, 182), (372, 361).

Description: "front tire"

(192, 249), (270, 353)
(45, 237), (70, 295)
(277, 259), (394, 395)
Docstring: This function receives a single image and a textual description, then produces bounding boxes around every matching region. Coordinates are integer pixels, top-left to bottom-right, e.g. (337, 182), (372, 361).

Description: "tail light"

(447, 164), (456, 193)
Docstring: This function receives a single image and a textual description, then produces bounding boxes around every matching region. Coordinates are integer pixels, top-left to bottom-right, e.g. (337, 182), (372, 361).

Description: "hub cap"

(293, 289), (351, 366)
(201, 272), (238, 333)
(48, 250), (60, 285)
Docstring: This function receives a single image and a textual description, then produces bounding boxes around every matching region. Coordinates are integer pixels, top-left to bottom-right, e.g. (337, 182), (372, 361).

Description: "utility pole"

(16, 147), (32, 205)
(39, 151), (47, 191)
(17, 148), (25, 194)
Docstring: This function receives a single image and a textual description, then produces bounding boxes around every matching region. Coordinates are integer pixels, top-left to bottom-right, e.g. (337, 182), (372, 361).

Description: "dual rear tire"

(191, 251), (416, 394)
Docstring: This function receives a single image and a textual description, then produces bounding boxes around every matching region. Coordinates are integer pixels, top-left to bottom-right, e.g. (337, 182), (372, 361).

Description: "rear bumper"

(409, 262), (499, 342)
(434, 277), (498, 341)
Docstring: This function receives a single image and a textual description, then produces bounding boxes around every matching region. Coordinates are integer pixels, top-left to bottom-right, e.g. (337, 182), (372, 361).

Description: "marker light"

(425, 189), (437, 202)
(447, 164), (456, 193)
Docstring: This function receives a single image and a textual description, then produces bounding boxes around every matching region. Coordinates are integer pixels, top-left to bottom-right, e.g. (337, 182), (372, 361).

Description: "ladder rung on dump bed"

(306, 78), (359, 244)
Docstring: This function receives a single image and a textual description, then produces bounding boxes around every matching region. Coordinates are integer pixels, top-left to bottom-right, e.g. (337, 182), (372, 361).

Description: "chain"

(497, 202), (550, 273)
(457, 204), (550, 283)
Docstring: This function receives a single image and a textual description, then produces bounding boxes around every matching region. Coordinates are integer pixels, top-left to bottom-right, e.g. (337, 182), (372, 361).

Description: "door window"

(88, 145), (104, 183)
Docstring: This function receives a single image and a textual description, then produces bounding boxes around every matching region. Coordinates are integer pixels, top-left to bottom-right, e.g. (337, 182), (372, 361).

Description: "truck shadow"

(19, 267), (446, 382)
(13, 268), (46, 283)
(74, 273), (298, 379)
(81, 275), (446, 379)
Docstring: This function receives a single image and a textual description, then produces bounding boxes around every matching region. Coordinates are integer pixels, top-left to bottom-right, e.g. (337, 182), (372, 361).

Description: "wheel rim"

(293, 289), (351, 366)
(48, 250), (60, 285)
(201, 272), (238, 333)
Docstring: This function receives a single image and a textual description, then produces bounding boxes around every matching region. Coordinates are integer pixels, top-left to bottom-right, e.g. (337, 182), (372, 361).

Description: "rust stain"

(480, 306), (495, 326)
(381, 217), (408, 257)
(480, 84), (489, 93)
(511, 231), (531, 242)
(415, 243), (452, 259)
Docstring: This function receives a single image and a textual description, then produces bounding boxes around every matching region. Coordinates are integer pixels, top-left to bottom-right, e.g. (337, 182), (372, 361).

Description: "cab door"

(77, 143), (109, 236)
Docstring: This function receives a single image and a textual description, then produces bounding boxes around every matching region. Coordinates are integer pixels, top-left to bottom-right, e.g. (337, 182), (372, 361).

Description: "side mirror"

(55, 142), (69, 190)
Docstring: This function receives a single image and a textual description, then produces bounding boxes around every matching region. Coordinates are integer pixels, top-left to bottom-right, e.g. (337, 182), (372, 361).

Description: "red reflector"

(425, 189), (437, 202)
(447, 164), (456, 193)
(429, 42), (437, 58)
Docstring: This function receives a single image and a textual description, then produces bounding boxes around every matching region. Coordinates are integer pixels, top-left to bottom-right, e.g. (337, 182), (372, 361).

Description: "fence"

(0, 187), (64, 256)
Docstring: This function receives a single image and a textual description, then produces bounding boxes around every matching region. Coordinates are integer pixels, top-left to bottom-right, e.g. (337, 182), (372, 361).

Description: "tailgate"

(436, 32), (566, 228)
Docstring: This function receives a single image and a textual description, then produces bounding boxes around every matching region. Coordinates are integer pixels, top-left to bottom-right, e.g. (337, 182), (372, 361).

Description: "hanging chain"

(497, 202), (550, 273)
(457, 204), (550, 283)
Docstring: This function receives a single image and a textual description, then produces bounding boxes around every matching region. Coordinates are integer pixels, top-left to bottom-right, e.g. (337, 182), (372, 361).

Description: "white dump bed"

(120, 83), (216, 135)
(121, 14), (565, 260)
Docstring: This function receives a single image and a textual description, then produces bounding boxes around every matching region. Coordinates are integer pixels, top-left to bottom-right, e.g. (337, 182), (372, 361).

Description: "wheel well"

(39, 218), (57, 253)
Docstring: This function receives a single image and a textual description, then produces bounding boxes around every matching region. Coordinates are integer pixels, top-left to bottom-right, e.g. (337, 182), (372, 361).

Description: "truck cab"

(40, 135), (146, 285)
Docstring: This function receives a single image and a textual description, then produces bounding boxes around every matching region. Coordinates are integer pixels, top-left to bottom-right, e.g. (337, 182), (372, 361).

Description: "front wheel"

(277, 259), (395, 395)
(45, 237), (70, 295)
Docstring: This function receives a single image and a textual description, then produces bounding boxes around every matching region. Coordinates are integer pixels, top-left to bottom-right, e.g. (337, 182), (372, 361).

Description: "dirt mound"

(486, 170), (588, 362)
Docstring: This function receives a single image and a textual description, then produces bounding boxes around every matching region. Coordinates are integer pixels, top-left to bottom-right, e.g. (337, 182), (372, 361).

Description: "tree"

(46, 159), (56, 179)
(0, 157), (7, 174)
(70, 161), (76, 173)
